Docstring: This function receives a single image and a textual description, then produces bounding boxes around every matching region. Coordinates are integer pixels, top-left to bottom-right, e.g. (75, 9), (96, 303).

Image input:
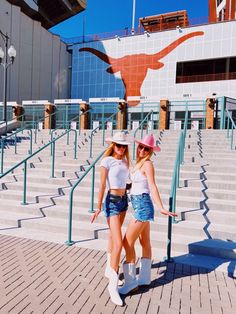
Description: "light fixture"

(8, 45), (16, 62)
(176, 25), (183, 33)
(0, 30), (16, 132)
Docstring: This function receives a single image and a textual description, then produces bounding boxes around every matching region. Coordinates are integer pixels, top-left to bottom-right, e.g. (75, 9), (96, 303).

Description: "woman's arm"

(144, 161), (177, 217)
(91, 166), (107, 223)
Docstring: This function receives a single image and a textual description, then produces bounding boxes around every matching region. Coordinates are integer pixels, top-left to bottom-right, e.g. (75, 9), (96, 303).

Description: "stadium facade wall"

(71, 20), (236, 102)
(0, 0), (71, 103)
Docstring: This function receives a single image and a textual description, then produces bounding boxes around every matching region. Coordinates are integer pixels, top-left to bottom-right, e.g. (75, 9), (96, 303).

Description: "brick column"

(117, 101), (127, 130)
(159, 99), (169, 129)
(44, 103), (56, 129)
(205, 98), (215, 129)
(80, 103), (89, 129)
(12, 104), (24, 121)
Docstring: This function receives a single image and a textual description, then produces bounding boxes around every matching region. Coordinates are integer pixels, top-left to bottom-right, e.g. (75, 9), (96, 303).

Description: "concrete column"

(44, 103), (55, 129)
(12, 104), (24, 121)
(159, 99), (169, 129)
(205, 98), (215, 129)
(80, 103), (89, 129)
(117, 101), (127, 130)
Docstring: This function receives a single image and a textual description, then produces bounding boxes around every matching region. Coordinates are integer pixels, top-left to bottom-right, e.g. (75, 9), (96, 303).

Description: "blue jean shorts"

(103, 192), (128, 218)
(130, 193), (154, 222)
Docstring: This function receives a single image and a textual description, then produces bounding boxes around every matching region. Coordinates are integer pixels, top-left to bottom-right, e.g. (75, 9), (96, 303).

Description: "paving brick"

(0, 234), (235, 314)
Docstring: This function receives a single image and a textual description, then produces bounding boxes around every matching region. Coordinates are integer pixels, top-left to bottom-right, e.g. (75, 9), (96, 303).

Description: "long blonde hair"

(103, 142), (130, 168)
(134, 147), (153, 170)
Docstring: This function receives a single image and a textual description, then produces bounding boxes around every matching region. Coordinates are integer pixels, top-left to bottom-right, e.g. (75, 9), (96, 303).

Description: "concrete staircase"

(0, 128), (235, 274)
(173, 129), (236, 274)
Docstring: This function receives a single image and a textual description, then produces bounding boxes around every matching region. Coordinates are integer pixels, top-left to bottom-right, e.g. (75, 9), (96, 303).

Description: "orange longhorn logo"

(79, 31), (204, 104)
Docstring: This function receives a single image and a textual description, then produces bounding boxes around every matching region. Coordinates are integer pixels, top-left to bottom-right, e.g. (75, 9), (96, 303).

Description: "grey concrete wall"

(0, 0), (71, 103)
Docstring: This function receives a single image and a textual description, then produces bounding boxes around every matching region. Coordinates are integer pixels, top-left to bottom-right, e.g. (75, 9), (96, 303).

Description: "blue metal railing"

(132, 110), (154, 159)
(225, 109), (236, 150)
(89, 111), (119, 158)
(0, 128), (33, 174)
(66, 151), (105, 246)
(0, 129), (76, 204)
(166, 106), (188, 260)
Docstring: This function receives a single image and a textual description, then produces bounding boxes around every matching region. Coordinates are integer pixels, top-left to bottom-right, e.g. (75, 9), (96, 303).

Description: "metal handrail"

(132, 110), (153, 159)
(0, 129), (75, 204)
(49, 109), (91, 153)
(166, 106), (188, 261)
(0, 128), (33, 174)
(89, 111), (119, 158)
(225, 109), (236, 150)
(66, 151), (105, 246)
(31, 110), (59, 143)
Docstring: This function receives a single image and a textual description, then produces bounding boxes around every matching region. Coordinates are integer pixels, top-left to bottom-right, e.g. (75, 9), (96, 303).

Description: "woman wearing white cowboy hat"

(119, 134), (177, 295)
(91, 131), (131, 306)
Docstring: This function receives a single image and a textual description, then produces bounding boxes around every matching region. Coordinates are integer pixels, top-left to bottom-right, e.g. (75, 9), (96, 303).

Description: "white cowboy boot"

(105, 253), (123, 286)
(138, 258), (152, 286)
(105, 253), (111, 278)
(119, 263), (138, 294)
(108, 267), (123, 306)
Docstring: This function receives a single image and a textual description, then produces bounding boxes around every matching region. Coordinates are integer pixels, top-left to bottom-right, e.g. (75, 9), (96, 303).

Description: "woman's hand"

(91, 209), (101, 223)
(160, 208), (178, 217)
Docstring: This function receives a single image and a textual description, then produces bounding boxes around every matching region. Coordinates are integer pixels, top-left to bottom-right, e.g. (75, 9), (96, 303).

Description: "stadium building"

(0, 0), (236, 130)
(0, 3), (235, 309)
(0, 0), (86, 103)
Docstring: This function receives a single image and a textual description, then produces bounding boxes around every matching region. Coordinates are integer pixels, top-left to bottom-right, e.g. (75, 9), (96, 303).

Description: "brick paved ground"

(0, 234), (235, 314)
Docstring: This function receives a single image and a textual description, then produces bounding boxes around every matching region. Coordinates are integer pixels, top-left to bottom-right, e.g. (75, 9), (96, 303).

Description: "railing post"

(89, 165), (96, 213)
(34, 125), (37, 144)
(67, 125), (70, 145)
(50, 132), (53, 155)
(220, 97), (226, 129)
(1, 140), (4, 174)
(21, 160), (28, 205)
(51, 141), (56, 178)
(66, 188), (75, 246)
(74, 130), (77, 159)
(90, 131), (93, 158)
(167, 197), (173, 260)
(14, 133), (17, 154)
(29, 130), (33, 155)
(227, 115), (230, 138)
(231, 127), (234, 150)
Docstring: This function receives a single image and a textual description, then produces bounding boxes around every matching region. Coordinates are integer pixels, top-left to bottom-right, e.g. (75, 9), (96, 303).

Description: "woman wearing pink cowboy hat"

(91, 131), (131, 306)
(119, 134), (177, 295)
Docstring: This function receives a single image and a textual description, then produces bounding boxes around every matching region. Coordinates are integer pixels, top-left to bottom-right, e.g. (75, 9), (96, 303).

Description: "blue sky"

(50, 0), (208, 39)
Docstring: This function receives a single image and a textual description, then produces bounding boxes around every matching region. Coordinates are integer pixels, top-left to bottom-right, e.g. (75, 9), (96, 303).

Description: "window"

(176, 57), (236, 83)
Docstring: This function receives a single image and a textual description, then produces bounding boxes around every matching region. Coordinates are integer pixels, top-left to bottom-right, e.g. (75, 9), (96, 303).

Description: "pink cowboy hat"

(135, 134), (161, 152)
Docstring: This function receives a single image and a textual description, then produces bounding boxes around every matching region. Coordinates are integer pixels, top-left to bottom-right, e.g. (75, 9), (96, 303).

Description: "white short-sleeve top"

(100, 156), (129, 189)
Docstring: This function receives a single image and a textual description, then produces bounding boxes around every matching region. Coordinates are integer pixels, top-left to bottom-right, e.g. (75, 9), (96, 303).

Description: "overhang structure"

(7, 0), (86, 29)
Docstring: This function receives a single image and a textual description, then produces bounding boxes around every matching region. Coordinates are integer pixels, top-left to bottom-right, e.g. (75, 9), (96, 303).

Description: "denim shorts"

(103, 192), (128, 218)
(130, 193), (154, 222)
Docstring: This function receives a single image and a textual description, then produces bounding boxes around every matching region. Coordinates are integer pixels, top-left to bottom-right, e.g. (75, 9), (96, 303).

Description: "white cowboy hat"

(105, 131), (130, 145)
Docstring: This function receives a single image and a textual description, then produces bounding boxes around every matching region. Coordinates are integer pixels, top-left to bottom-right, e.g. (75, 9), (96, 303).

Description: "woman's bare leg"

(123, 219), (148, 263)
(138, 222), (151, 259)
(107, 212), (126, 254)
(107, 211), (126, 272)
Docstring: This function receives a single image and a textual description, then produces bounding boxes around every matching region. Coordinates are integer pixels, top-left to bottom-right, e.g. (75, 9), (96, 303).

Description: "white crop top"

(100, 156), (130, 189)
(130, 168), (150, 195)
